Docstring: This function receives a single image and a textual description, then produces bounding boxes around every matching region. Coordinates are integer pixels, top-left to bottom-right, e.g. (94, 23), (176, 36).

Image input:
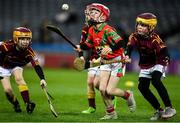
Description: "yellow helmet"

(136, 13), (157, 31)
(13, 27), (32, 43)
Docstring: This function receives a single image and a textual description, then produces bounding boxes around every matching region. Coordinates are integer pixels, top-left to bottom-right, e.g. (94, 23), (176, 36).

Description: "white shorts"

(88, 66), (100, 76)
(0, 66), (23, 77)
(139, 64), (166, 79)
(100, 56), (126, 77)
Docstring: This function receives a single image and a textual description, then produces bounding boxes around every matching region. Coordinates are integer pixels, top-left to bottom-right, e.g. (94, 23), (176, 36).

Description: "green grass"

(0, 68), (179, 122)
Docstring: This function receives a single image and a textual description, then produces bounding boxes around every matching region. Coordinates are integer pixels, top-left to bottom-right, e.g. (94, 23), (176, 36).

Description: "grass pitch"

(0, 68), (179, 122)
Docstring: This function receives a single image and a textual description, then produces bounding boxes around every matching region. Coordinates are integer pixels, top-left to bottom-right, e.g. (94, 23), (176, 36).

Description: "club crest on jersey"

(95, 38), (101, 44)
(94, 37), (106, 46)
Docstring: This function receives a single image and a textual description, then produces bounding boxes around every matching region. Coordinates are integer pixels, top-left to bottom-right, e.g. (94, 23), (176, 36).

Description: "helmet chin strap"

(16, 45), (23, 51)
(88, 19), (102, 25)
(16, 42), (29, 51)
(136, 31), (152, 39)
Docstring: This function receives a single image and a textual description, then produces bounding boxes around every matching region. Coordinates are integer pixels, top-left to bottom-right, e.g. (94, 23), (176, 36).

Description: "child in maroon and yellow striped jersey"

(0, 27), (47, 114)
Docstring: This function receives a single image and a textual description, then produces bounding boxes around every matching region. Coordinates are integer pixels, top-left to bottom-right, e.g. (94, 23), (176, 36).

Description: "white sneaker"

(126, 90), (136, 112)
(150, 109), (165, 121)
(100, 112), (118, 120)
(162, 107), (176, 119)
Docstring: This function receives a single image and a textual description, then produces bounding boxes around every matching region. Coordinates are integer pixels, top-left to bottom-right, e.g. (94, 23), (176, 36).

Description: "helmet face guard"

(136, 13), (157, 36)
(13, 27), (32, 49)
(86, 3), (110, 23)
(84, 5), (91, 25)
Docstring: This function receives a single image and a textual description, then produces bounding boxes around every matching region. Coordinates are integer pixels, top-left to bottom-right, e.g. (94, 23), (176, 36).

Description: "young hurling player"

(76, 3), (136, 120)
(125, 13), (176, 120)
(80, 3), (117, 114)
(0, 27), (47, 113)
(79, 4), (100, 114)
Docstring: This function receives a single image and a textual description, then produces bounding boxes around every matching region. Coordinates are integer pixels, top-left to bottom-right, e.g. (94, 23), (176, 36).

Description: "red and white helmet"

(84, 4), (91, 24)
(85, 3), (110, 23)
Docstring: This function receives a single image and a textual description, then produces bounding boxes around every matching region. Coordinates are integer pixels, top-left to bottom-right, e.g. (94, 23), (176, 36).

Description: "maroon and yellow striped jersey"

(128, 32), (168, 69)
(84, 23), (124, 60)
(0, 40), (40, 69)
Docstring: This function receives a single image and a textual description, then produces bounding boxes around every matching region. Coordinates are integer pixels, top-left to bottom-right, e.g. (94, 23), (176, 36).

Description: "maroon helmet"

(13, 27), (32, 49)
(136, 13), (157, 32)
(13, 27), (32, 43)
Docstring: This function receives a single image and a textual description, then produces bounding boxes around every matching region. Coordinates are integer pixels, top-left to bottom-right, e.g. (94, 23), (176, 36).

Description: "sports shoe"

(150, 109), (164, 121)
(81, 107), (96, 114)
(126, 90), (136, 112)
(162, 107), (176, 119)
(26, 102), (36, 114)
(100, 112), (118, 120)
(13, 103), (22, 113)
(112, 96), (117, 109)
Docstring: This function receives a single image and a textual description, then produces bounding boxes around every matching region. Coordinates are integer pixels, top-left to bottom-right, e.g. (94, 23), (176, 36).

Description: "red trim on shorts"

(117, 73), (123, 77)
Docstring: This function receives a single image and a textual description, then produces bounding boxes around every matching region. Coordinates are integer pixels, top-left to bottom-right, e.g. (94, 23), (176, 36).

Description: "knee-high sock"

(152, 71), (172, 107)
(138, 77), (161, 110)
(122, 91), (130, 100)
(87, 91), (96, 108)
(5, 92), (19, 106)
(106, 106), (115, 113)
(18, 85), (30, 103)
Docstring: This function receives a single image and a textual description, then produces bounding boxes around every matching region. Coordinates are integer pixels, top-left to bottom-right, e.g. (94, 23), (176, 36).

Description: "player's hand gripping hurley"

(42, 86), (58, 117)
(73, 57), (130, 71)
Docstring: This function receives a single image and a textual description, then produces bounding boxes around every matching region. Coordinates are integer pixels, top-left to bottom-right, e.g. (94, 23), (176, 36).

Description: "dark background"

(0, 0), (180, 50)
